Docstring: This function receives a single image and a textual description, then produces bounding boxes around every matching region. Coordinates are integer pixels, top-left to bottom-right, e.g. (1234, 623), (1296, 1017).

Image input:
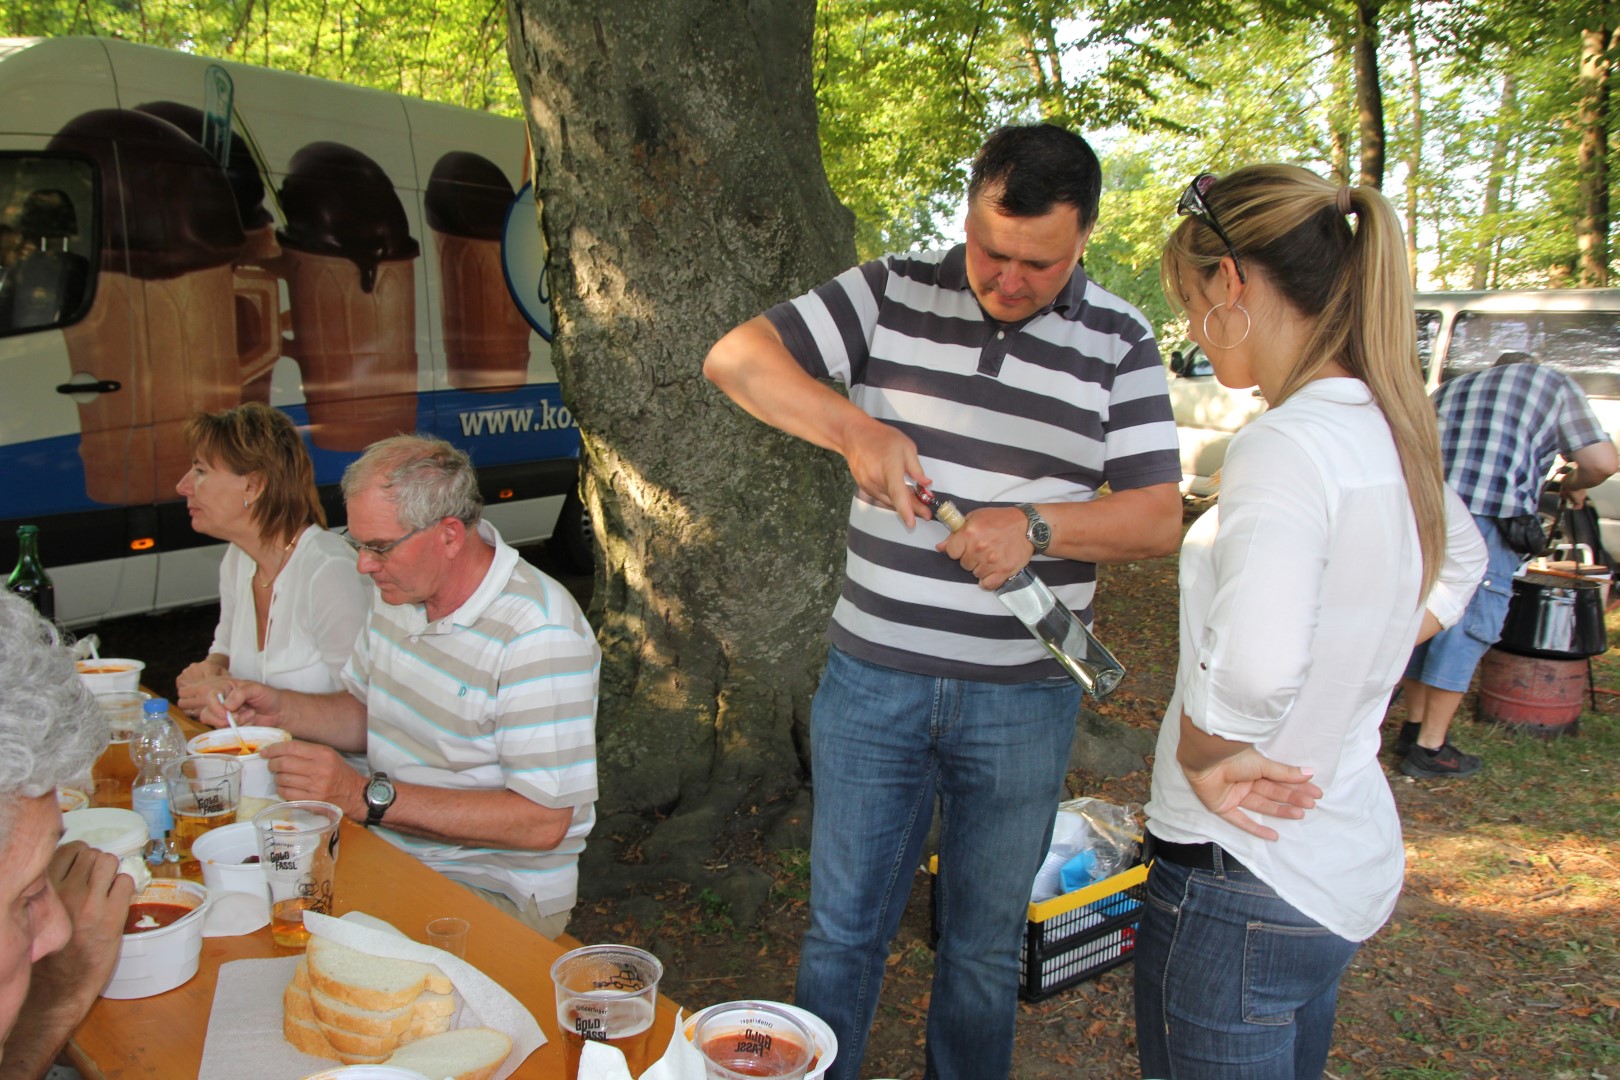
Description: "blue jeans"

(793, 647), (1081, 1080)
(1133, 853), (1360, 1079)
(1405, 513), (1521, 691)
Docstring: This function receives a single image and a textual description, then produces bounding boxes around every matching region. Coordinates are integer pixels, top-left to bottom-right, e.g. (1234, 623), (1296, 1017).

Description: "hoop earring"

(1203, 302), (1252, 350)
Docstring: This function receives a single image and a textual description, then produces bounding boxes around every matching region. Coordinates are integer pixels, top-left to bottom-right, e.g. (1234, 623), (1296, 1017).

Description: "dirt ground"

(89, 534), (1619, 1079)
(564, 540), (1620, 1079)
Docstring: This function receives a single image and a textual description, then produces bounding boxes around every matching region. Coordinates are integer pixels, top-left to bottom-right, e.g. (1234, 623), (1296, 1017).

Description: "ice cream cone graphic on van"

(48, 109), (277, 506)
(276, 142), (419, 450)
(426, 151), (532, 391)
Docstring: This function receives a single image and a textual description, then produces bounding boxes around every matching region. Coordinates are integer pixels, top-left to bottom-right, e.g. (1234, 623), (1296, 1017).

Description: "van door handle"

(56, 377), (122, 396)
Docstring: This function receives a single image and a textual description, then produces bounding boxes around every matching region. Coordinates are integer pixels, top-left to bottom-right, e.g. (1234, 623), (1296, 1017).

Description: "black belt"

(1144, 831), (1248, 874)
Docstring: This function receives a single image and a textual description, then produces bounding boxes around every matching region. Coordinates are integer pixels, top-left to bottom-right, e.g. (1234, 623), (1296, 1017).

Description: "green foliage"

(810, 0), (1616, 315)
(4, 0), (519, 114)
(8, 0), (1614, 296)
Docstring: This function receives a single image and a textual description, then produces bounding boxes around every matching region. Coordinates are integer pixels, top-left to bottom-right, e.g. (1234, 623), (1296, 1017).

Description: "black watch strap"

(364, 771), (394, 828)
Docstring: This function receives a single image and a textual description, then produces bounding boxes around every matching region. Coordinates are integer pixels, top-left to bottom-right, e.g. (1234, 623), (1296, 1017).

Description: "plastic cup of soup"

(105, 879), (210, 998)
(186, 725), (290, 818)
(76, 658), (146, 695)
(693, 1001), (816, 1080)
(684, 1003), (837, 1080)
(191, 820), (269, 898)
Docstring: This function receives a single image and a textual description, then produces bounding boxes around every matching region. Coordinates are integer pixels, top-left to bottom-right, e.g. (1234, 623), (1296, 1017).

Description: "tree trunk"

(1404, 9), (1423, 285)
(1328, 32), (1352, 183)
(1354, 0), (1385, 188)
(1576, 20), (1614, 286)
(1473, 70), (1518, 290)
(505, 0), (855, 910)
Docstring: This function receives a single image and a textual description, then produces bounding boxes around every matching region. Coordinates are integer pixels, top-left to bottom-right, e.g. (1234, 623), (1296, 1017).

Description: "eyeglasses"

(339, 524), (428, 561)
(1177, 173), (1247, 283)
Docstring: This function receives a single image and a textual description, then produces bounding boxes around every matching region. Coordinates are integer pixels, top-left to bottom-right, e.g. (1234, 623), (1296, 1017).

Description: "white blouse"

(212, 527), (371, 695)
(1145, 379), (1485, 941)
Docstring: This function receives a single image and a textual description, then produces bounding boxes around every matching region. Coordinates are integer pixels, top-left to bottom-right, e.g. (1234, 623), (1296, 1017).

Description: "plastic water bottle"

(131, 698), (185, 872)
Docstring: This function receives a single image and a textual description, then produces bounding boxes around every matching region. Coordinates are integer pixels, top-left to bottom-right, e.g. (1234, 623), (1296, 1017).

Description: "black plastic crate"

(930, 858), (1147, 1002)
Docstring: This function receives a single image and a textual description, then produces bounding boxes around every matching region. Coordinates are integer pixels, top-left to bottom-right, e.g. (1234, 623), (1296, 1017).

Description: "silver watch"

(1016, 503), (1051, 554)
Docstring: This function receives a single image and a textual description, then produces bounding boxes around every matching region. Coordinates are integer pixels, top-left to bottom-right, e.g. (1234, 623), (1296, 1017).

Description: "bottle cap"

(143, 698), (169, 715)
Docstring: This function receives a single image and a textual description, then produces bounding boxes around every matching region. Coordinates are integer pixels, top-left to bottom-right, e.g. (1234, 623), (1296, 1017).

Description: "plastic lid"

(143, 698), (170, 714)
(60, 807), (148, 857)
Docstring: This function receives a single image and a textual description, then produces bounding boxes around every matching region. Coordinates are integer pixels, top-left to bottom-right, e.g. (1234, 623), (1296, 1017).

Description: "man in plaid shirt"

(1398, 352), (1617, 777)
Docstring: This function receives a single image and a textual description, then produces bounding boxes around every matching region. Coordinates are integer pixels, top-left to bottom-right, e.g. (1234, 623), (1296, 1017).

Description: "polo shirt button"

(996, 331), (1005, 340)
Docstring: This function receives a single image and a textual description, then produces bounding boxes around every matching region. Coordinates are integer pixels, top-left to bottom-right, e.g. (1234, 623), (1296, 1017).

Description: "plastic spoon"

(216, 691), (248, 751)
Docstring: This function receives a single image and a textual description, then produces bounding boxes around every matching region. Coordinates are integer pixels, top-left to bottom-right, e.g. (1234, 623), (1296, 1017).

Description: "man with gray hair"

(212, 435), (600, 937)
(0, 593), (134, 1077)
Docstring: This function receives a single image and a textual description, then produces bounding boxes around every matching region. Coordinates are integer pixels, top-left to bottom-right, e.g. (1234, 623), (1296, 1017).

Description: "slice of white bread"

(306, 932), (453, 1012)
(283, 983), (389, 1065)
(310, 983), (457, 1037)
(383, 1027), (513, 1080)
(310, 993), (456, 1057)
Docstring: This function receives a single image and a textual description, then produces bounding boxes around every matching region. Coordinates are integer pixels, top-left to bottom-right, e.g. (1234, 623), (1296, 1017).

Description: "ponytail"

(1162, 166), (1446, 595)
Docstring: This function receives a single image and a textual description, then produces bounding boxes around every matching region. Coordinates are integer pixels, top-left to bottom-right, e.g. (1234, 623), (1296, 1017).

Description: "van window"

(1444, 309), (1620, 399)
(0, 155), (97, 337)
(1416, 310), (1441, 379)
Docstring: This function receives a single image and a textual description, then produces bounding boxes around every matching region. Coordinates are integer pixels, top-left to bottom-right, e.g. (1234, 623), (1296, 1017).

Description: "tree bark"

(1473, 70), (1518, 290)
(1328, 32), (1352, 183)
(1354, 0), (1385, 189)
(1576, 19), (1614, 286)
(1404, 9), (1422, 286)
(505, 0), (855, 906)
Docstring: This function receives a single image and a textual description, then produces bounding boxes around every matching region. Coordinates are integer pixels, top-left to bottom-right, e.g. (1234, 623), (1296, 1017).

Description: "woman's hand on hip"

(1180, 747), (1322, 842)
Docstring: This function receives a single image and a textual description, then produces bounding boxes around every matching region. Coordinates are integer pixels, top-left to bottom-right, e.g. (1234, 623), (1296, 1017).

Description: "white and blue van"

(0, 36), (586, 626)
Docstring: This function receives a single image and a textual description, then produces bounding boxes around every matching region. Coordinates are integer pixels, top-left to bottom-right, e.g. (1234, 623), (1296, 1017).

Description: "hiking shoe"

(1392, 721), (1421, 756)
(1400, 741), (1483, 779)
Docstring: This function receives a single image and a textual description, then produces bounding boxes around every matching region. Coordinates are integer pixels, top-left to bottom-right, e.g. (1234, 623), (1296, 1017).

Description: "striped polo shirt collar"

(416, 519), (519, 635)
(939, 242), (1089, 324)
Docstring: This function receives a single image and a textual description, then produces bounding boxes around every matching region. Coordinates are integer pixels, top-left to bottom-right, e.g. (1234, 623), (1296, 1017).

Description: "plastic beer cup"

(550, 944), (662, 1079)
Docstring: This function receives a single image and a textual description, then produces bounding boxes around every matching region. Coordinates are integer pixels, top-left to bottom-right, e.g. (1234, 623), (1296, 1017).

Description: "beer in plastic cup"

(550, 944), (662, 1079)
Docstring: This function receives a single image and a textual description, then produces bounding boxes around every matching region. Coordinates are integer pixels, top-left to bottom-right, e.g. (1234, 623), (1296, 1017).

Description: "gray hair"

(0, 593), (106, 818)
(340, 434), (483, 529)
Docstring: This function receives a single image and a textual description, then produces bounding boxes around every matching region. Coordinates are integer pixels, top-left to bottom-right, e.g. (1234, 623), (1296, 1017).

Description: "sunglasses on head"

(1177, 173), (1247, 283)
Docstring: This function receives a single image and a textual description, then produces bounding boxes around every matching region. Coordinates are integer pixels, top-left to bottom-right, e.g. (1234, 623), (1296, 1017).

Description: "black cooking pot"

(1497, 572), (1608, 659)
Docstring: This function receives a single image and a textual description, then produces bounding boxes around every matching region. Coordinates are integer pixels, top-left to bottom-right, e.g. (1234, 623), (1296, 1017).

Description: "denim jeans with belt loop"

(1133, 849), (1361, 1079)
(793, 646), (1082, 1080)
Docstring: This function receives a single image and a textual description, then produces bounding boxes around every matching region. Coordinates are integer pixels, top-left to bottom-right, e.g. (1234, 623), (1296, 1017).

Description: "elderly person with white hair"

(0, 592), (134, 1078)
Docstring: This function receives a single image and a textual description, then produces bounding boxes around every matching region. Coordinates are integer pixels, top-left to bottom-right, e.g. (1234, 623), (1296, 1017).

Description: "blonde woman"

(1134, 167), (1485, 1078)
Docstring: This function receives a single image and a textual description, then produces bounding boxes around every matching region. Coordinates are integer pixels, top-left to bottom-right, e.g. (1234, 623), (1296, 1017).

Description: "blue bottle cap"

(142, 697), (169, 714)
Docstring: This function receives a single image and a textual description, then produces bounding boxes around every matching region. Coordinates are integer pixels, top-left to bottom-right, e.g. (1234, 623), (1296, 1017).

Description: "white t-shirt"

(1145, 379), (1485, 941)
(212, 527), (371, 694)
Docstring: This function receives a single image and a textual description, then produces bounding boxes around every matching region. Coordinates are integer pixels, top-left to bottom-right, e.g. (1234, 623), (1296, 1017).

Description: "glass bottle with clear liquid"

(916, 485), (1126, 700)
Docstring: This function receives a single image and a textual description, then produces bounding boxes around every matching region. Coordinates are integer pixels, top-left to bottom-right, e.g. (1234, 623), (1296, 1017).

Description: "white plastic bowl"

(59, 806), (153, 892)
(60, 807), (147, 857)
(187, 725), (291, 816)
(105, 879), (210, 999)
(683, 1001), (838, 1080)
(190, 821), (268, 897)
(76, 658), (146, 695)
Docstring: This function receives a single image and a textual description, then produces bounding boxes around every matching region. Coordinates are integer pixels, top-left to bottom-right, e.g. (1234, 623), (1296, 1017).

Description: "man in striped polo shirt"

(214, 435), (600, 939)
(706, 124), (1182, 1079)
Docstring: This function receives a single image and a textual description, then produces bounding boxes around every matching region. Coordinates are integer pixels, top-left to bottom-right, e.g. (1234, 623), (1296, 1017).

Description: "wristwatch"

(363, 771), (396, 828)
(1016, 503), (1051, 554)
